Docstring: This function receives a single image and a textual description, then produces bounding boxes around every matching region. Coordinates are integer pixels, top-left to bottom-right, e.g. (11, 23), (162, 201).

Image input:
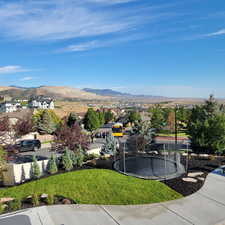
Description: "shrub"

(76, 146), (84, 167)
(0, 203), (5, 214)
(62, 148), (73, 171)
(32, 156), (41, 179)
(32, 193), (40, 207)
(46, 194), (55, 205)
(48, 154), (58, 174)
(83, 153), (99, 162)
(8, 199), (22, 211)
(69, 146), (85, 167)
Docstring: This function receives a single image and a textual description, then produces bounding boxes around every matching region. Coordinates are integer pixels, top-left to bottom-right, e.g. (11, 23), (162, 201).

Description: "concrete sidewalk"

(1, 167), (225, 225)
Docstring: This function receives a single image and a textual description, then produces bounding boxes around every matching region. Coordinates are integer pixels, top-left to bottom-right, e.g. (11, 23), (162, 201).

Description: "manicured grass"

(157, 132), (188, 138)
(0, 169), (182, 205)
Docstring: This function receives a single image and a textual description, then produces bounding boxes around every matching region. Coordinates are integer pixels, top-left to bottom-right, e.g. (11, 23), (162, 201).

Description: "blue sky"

(0, 0), (225, 98)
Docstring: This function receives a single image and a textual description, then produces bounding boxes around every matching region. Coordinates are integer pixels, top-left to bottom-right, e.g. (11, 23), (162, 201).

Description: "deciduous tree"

(54, 122), (89, 152)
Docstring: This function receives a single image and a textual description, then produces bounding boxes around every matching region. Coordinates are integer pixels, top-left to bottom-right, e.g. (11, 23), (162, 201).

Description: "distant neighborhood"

(0, 96), (54, 113)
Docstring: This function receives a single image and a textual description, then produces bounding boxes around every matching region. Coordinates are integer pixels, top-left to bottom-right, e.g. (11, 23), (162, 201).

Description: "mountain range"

(83, 88), (165, 99)
(0, 86), (106, 100)
(0, 86), (167, 101)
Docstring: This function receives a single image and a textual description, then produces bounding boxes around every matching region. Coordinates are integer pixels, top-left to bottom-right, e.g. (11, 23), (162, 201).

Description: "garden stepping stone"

(188, 172), (204, 177)
(182, 177), (198, 183)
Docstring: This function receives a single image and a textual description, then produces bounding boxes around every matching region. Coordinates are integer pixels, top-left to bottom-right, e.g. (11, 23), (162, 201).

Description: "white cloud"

(205, 29), (225, 37)
(20, 76), (34, 81)
(0, 0), (144, 40)
(59, 34), (146, 52)
(0, 0), (176, 41)
(0, 65), (29, 74)
(86, 0), (136, 4)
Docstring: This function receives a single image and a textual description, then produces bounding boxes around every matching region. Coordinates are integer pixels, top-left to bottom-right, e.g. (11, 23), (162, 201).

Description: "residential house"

(0, 101), (21, 113)
(29, 96), (54, 109)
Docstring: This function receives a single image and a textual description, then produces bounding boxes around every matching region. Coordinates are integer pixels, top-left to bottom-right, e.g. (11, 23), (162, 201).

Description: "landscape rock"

(188, 172), (204, 177)
(62, 199), (72, 204)
(41, 193), (48, 199)
(182, 177), (198, 183)
(0, 197), (14, 204)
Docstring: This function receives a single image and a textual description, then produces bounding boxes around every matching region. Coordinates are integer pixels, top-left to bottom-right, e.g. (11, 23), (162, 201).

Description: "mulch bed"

(162, 156), (225, 196)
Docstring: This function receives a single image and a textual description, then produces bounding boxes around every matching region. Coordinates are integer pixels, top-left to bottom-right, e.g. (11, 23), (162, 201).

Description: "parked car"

(15, 139), (41, 152)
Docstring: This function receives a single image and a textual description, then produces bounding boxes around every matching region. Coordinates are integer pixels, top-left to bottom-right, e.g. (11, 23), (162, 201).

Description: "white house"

(29, 97), (54, 109)
(0, 102), (21, 113)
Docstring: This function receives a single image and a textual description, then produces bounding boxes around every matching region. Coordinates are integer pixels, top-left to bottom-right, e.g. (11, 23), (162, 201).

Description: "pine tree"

(69, 150), (77, 167)
(62, 148), (73, 171)
(76, 145), (84, 167)
(32, 156), (41, 179)
(101, 133), (118, 155)
(36, 110), (58, 134)
(48, 154), (58, 174)
(21, 165), (26, 183)
(67, 112), (78, 128)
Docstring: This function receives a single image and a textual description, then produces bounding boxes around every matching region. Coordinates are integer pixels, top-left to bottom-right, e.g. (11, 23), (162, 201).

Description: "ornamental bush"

(32, 156), (41, 179)
(32, 193), (40, 207)
(8, 199), (22, 211)
(62, 148), (73, 171)
(48, 154), (58, 175)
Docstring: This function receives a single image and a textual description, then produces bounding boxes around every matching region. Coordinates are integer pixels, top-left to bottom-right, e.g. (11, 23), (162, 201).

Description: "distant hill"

(83, 88), (165, 99)
(0, 86), (108, 100)
(83, 88), (132, 97)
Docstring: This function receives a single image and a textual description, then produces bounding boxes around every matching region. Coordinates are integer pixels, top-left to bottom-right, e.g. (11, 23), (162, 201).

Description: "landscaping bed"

(162, 156), (225, 196)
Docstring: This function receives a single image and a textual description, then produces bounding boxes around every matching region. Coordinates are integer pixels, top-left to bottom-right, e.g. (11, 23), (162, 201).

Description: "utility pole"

(175, 104), (178, 150)
(175, 104), (179, 164)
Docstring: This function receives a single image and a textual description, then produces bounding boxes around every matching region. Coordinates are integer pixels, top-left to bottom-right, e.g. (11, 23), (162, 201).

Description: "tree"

(54, 122), (89, 152)
(0, 117), (11, 145)
(67, 112), (78, 128)
(132, 120), (155, 152)
(187, 95), (225, 154)
(0, 117), (10, 132)
(62, 148), (73, 171)
(76, 145), (85, 167)
(96, 111), (105, 127)
(14, 116), (33, 138)
(176, 106), (191, 129)
(69, 145), (85, 167)
(0, 146), (7, 180)
(32, 156), (41, 179)
(149, 105), (166, 131)
(36, 110), (58, 134)
(83, 108), (100, 142)
(33, 110), (61, 134)
(100, 133), (118, 156)
(83, 108), (100, 132)
(128, 111), (141, 124)
(104, 111), (114, 124)
(48, 154), (58, 174)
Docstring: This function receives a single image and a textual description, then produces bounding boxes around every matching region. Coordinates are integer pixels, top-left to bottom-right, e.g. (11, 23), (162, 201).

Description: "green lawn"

(0, 169), (182, 205)
(157, 132), (188, 138)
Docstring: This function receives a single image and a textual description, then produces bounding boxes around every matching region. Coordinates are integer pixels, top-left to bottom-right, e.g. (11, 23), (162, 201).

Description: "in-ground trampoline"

(114, 155), (185, 181)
